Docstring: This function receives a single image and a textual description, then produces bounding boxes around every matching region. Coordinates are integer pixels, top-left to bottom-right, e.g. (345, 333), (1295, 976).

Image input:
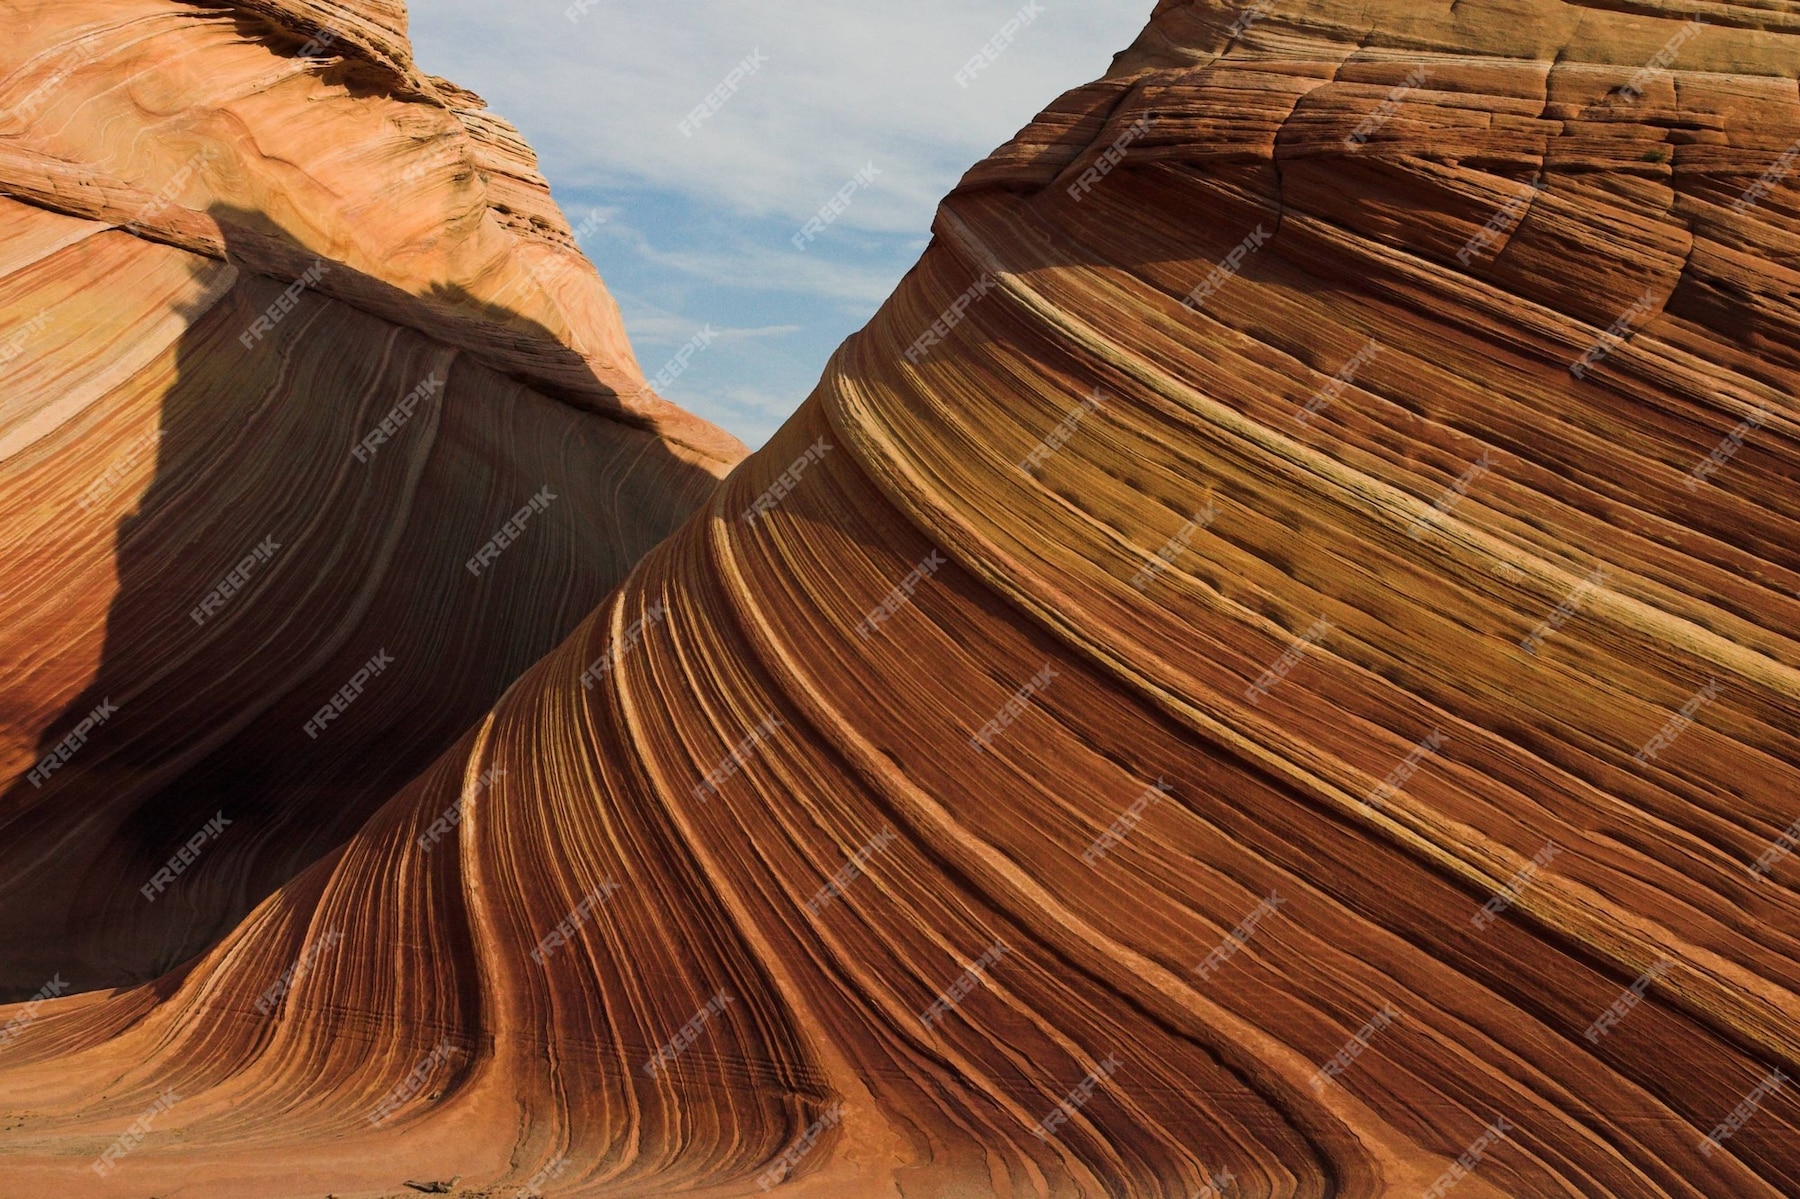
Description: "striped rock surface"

(4, 0), (1800, 1197)
(0, 0), (741, 998)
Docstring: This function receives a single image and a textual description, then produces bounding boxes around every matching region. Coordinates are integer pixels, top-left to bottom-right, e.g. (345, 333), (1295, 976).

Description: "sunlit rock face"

(2, 1), (1798, 1197)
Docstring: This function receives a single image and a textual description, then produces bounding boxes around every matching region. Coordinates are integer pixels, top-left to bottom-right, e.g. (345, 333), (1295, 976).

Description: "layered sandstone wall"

(1, 1), (1796, 1196)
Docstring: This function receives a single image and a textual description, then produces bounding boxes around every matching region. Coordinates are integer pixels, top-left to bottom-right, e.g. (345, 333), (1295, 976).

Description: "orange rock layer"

(0, 0), (741, 999)
(3, 0), (1799, 1197)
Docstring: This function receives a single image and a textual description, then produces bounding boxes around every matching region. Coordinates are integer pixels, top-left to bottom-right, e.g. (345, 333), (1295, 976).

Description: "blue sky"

(407, 1), (1152, 447)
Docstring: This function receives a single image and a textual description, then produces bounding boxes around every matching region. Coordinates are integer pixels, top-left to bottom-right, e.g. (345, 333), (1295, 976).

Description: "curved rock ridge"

(0, 0), (742, 454)
(0, 0), (742, 995)
(4, 0), (1800, 1196)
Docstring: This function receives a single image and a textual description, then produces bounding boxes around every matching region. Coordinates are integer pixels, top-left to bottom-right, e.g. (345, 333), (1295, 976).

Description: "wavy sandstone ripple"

(0, 0), (742, 1001)
(4, 0), (1800, 1196)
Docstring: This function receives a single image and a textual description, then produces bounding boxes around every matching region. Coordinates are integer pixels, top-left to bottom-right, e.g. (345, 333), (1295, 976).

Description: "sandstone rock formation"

(0, 0), (742, 994)
(3, 0), (1799, 1196)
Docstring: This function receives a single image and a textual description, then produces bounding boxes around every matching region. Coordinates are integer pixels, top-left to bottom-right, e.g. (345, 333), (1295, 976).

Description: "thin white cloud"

(715, 325), (803, 342)
(626, 316), (801, 347)
(591, 212), (913, 311)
